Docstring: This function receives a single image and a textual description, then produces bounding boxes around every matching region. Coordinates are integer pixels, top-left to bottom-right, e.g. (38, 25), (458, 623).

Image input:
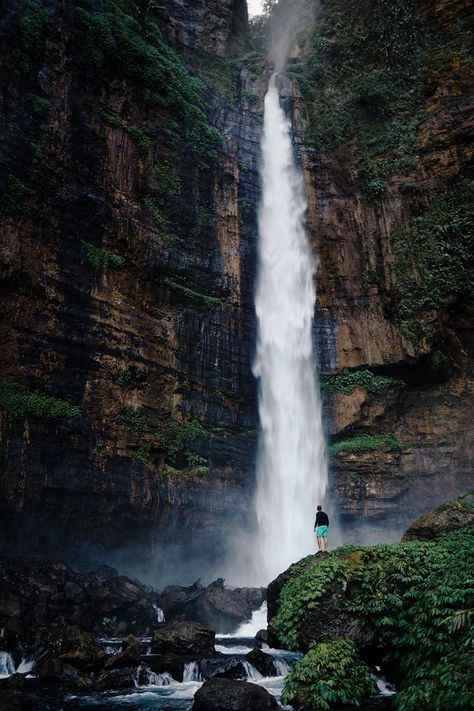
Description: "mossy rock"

(402, 498), (474, 542)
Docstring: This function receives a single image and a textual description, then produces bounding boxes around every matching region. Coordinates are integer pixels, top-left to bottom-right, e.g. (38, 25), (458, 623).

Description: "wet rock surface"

(151, 620), (216, 656)
(158, 578), (266, 632)
(192, 677), (279, 711)
(402, 497), (474, 541)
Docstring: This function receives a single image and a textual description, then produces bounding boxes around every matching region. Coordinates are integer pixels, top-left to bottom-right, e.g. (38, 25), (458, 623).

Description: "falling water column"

(252, 75), (327, 584)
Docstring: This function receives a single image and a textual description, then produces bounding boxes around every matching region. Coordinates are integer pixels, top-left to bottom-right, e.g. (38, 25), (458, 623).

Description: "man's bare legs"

(316, 536), (323, 552)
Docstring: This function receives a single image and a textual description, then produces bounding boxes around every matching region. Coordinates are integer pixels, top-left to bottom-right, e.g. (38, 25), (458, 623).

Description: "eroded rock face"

(192, 677), (279, 711)
(402, 498), (474, 541)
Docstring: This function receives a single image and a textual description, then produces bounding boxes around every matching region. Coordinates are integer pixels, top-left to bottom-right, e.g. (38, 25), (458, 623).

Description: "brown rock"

(192, 678), (278, 711)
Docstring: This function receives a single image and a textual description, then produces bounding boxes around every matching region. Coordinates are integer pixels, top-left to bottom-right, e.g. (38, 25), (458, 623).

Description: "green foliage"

(155, 419), (209, 469)
(14, 0), (49, 73)
(99, 109), (151, 159)
(143, 197), (175, 246)
(281, 0), (446, 178)
(364, 178), (387, 202)
(26, 93), (52, 117)
(115, 368), (146, 388)
(321, 369), (403, 395)
(130, 443), (151, 463)
(282, 639), (377, 710)
(328, 434), (400, 457)
(152, 163), (181, 197)
(390, 178), (474, 324)
(116, 407), (148, 434)
(1, 175), (34, 220)
(276, 529), (474, 710)
(74, 2), (222, 161)
(82, 241), (125, 272)
(165, 278), (223, 308)
(0, 380), (81, 420)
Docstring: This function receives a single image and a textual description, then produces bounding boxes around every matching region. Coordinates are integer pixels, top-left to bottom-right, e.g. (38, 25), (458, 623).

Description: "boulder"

(141, 653), (184, 682)
(199, 654), (246, 680)
(192, 677), (278, 711)
(158, 579), (266, 633)
(402, 498), (474, 542)
(104, 634), (141, 670)
(38, 658), (81, 683)
(267, 555), (319, 623)
(151, 621), (215, 656)
(95, 667), (138, 691)
(58, 627), (105, 670)
(245, 648), (276, 677)
(254, 629), (268, 648)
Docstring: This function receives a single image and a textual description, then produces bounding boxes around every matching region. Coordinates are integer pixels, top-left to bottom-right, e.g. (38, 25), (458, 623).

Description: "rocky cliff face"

(0, 0), (472, 582)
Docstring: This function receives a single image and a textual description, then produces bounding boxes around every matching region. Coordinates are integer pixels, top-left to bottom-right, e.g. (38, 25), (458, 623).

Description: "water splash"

(252, 74), (327, 584)
(183, 661), (202, 682)
(0, 652), (15, 678)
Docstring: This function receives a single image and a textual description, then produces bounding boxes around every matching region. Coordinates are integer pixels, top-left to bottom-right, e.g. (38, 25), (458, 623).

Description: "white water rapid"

(252, 74), (327, 584)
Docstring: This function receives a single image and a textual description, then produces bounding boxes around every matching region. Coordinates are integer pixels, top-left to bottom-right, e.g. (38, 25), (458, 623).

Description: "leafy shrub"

(82, 241), (125, 271)
(13, 0), (50, 73)
(328, 434), (400, 457)
(364, 178), (387, 202)
(321, 369), (403, 394)
(152, 164), (181, 197)
(0, 380), (81, 420)
(282, 639), (377, 710)
(26, 93), (52, 117)
(276, 529), (474, 710)
(130, 443), (151, 463)
(116, 407), (148, 434)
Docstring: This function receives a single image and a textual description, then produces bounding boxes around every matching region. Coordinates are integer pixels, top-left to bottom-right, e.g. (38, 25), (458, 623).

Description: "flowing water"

(252, 74), (328, 584)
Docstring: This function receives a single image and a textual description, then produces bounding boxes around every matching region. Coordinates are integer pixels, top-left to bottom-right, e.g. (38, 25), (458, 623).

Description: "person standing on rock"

(314, 505), (329, 552)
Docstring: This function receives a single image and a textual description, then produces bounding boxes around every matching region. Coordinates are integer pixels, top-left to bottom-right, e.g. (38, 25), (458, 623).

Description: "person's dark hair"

(317, 505), (322, 511)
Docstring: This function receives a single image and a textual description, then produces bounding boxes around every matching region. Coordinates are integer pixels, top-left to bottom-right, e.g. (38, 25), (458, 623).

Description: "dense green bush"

(276, 529), (474, 710)
(116, 407), (148, 434)
(390, 178), (474, 325)
(321, 369), (403, 395)
(282, 639), (376, 710)
(82, 241), (125, 271)
(328, 434), (400, 457)
(12, 0), (50, 74)
(0, 380), (81, 420)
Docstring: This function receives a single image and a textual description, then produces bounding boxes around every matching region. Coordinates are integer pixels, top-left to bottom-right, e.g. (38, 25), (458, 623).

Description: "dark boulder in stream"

(158, 578), (266, 633)
(151, 620), (216, 656)
(192, 677), (279, 711)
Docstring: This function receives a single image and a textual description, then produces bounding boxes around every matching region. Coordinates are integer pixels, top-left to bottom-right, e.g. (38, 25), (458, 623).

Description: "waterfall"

(252, 74), (327, 584)
(0, 652), (16, 678)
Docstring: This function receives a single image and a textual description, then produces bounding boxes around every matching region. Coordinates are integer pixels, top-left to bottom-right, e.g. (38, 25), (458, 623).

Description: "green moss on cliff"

(328, 433), (400, 457)
(82, 241), (125, 271)
(276, 529), (474, 710)
(98, 109), (151, 159)
(0, 381), (81, 420)
(74, 1), (222, 160)
(321, 369), (403, 395)
(390, 178), (474, 333)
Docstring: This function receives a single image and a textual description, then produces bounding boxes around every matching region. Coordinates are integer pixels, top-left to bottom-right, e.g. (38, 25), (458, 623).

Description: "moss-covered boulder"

(271, 520), (474, 710)
(402, 497), (474, 542)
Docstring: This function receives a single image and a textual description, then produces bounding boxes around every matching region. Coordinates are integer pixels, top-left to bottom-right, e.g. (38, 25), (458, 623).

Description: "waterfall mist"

(251, 75), (327, 584)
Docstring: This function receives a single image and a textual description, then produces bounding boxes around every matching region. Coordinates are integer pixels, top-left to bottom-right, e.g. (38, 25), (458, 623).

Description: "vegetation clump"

(82, 241), (125, 272)
(1, 175), (34, 220)
(0, 380), (81, 420)
(116, 407), (148, 434)
(328, 434), (400, 457)
(321, 369), (403, 395)
(390, 178), (474, 332)
(165, 278), (223, 308)
(277, 528), (474, 710)
(282, 639), (376, 710)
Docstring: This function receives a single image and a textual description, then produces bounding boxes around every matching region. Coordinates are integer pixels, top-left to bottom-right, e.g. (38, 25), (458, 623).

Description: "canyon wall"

(0, 0), (472, 583)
